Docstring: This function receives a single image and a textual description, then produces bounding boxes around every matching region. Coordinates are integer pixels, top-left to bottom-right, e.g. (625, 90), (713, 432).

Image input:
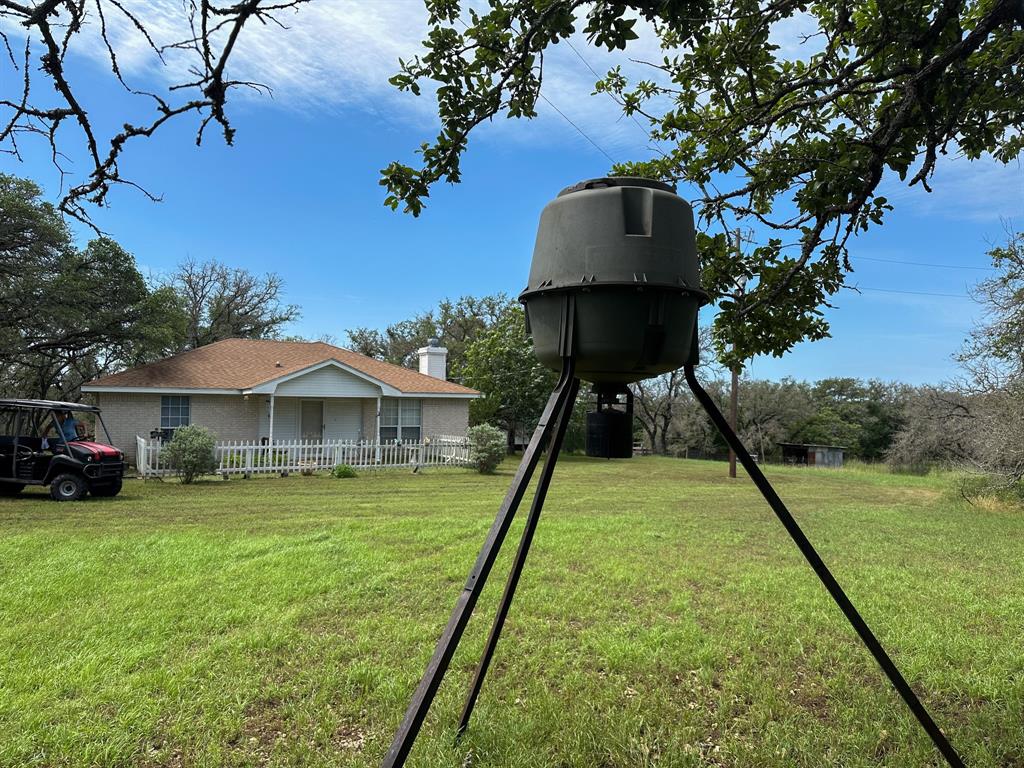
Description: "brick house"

(81, 338), (478, 464)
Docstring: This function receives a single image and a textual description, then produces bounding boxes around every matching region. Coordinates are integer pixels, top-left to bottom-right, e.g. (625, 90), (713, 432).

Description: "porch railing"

(135, 435), (471, 478)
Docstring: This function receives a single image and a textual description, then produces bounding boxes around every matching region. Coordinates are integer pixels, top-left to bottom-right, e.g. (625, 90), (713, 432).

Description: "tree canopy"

(0, 174), (183, 399)
(633, 367), (908, 461)
(957, 229), (1024, 390)
(347, 294), (512, 382)
(165, 259), (301, 351)
(461, 303), (559, 445)
(382, 0), (1024, 365)
(0, 173), (299, 400)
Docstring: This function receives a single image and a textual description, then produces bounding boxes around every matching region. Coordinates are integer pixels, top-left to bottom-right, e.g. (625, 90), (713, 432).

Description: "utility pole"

(728, 229), (744, 479)
(729, 364), (739, 478)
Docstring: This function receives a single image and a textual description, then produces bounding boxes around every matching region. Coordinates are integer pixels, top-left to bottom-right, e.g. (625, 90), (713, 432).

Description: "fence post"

(136, 436), (146, 478)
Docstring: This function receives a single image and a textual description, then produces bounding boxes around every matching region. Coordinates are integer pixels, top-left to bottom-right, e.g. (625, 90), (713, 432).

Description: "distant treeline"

(632, 374), (912, 463)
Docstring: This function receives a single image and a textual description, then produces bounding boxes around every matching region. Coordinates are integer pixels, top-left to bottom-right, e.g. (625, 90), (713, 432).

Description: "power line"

(852, 285), (971, 299)
(537, 93), (616, 163)
(562, 37), (605, 81)
(561, 37), (655, 149)
(854, 255), (994, 271)
(454, 15), (617, 164)
(561, 38), (647, 137)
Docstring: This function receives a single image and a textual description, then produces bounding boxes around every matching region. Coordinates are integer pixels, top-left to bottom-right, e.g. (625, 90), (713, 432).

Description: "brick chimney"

(417, 337), (448, 380)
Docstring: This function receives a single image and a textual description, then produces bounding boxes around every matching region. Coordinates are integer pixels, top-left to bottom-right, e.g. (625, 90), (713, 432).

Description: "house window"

(380, 399), (398, 441)
(380, 398), (421, 442)
(400, 399), (421, 442)
(160, 395), (190, 433)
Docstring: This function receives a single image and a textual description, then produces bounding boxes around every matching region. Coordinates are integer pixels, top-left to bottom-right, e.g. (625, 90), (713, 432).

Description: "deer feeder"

(381, 179), (963, 768)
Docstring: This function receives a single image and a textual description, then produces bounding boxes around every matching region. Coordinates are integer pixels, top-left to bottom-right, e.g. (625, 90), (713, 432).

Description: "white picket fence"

(135, 435), (471, 478)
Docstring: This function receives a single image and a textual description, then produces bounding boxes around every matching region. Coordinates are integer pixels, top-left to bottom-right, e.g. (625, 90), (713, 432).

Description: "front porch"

(254, 360), (425, 445)
(261, 396), (379, 444)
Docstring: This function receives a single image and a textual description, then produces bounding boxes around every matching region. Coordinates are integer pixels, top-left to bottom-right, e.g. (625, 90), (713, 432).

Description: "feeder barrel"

(520, 177), (706, 385)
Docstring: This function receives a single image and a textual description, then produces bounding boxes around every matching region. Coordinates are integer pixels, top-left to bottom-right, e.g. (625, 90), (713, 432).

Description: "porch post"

(375, 394), (382, 463)
(268, 393), (275, 445)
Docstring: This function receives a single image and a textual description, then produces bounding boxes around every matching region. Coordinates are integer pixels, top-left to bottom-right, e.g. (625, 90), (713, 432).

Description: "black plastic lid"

(557, 177), (676, 198)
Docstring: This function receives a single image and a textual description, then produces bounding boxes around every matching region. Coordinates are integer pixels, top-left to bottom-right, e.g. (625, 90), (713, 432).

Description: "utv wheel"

(0, 482), (25, 496)
(89, 478), (123, 498)
(49, 474), (87, 502)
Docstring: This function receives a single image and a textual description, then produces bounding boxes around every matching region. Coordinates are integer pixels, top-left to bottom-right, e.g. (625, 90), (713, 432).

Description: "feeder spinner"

(381, 179), (963, 768)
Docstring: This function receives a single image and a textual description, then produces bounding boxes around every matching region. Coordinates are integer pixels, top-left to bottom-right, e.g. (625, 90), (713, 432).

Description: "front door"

(300, 400), (323, 442)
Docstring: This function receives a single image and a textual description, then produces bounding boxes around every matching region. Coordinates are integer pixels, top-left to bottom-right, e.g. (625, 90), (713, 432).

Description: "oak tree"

(165, 258), (300, 351)
(382, 0), (1024, 364)
(0, 173), (186, 399)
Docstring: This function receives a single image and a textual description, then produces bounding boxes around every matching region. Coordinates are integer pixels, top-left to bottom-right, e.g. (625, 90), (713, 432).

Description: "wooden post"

(728, 228), (743, 480)
(728, 364), (738, 479)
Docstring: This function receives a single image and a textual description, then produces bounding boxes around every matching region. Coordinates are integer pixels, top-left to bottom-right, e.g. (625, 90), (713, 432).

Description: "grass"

(0, 456), (1021, 767)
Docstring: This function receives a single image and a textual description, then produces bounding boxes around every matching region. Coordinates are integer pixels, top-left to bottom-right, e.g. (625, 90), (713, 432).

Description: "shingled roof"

(82, 339), (479, 396)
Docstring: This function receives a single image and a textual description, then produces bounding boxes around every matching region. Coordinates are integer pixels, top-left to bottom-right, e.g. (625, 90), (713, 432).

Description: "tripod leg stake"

(683, 365), (964, 768)
(381, 360), (578, 768)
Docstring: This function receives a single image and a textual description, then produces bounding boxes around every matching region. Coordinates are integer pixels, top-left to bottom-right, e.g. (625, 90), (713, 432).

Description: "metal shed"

(778, 442), (846, 469)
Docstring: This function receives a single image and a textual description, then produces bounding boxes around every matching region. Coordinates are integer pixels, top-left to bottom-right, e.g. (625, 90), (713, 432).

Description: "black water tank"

(585, 410), (633, 458)
(520, 177), (706, 385)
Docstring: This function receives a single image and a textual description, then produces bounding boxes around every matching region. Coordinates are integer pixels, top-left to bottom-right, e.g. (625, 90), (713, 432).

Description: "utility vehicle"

(0, 399), (125, 501)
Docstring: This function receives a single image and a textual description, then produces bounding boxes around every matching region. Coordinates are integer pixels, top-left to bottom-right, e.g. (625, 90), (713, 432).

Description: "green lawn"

(0, 457), (1021, 767)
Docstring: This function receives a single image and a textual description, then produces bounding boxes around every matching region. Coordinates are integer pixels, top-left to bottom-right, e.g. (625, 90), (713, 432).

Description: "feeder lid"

(523, 176), (701, 299)
(558, 177), (676, 198)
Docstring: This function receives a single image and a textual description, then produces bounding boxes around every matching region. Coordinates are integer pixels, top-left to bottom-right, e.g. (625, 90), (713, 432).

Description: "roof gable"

(250, 359), (391, 397)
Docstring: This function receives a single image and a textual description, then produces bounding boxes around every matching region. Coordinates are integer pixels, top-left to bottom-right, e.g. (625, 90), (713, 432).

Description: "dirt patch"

(333, 721), (367, 752)
(137, 716), (186, 768)
(236, 698), (291, 765)
(139, 748), (185, 768)
(789, 679), (832, 722)
(236, 698), (370, 764)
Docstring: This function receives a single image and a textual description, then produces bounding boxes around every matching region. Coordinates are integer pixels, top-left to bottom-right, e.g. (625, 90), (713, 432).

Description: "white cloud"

(68, 1), (431, 113)
(768, 11), (824, 57)
(54, 1), (672, 159)
(879, 152), (1023, 223)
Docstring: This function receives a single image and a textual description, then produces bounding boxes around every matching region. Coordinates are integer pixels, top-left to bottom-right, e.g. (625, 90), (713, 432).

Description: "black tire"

(89, 478), (123, 498)
(0, 482), (25, 496)
(49, 473), (87, 502)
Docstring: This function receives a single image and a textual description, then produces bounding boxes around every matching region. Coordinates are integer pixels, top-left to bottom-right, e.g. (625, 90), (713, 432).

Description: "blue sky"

(3, 1), (1021, 385)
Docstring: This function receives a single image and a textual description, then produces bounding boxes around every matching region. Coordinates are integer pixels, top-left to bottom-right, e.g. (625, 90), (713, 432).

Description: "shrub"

(163, 425), (217, 484)
(468, 424), (506, 474)
(332, 464), (357, 479)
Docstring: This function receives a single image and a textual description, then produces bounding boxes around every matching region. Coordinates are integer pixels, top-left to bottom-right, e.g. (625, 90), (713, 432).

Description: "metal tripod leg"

(381, 358), (577, 768)
(683, 365), (964, 768)
(456, 376), (580, 738)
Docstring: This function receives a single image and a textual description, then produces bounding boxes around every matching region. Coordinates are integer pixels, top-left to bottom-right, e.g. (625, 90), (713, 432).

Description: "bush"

(163, 425), (217, 484)
(468, 424), (506, 474)
(332, 464), (357, 479)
